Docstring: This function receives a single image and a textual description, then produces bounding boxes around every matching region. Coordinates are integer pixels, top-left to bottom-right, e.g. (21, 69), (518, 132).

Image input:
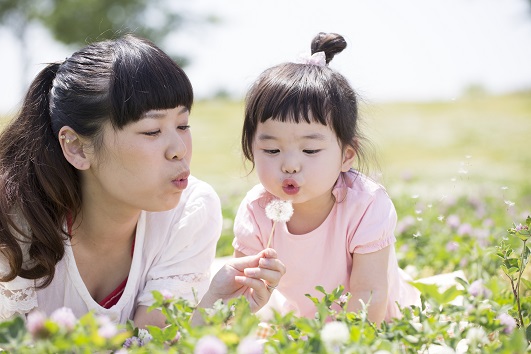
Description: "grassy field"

(191, 91), (531, 201)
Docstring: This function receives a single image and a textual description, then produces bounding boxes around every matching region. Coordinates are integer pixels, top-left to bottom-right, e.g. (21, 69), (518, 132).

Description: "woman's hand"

(199, 248), (285, 313)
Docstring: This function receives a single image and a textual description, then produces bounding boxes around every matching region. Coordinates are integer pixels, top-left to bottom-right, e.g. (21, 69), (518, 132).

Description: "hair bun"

(310, 32), (347, 64)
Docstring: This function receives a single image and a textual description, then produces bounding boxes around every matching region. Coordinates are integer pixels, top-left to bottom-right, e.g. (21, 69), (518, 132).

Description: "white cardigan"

(0, 176), (222, 323)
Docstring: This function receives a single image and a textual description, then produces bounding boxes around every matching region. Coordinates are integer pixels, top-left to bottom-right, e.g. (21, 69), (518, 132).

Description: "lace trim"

(0, 284), (37, 316)
(154, 272), (209, 283)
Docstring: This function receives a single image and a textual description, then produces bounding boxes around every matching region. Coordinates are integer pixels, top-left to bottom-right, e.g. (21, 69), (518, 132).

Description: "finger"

(225, 253), (261, 272)
(258, 257), (286, 275)
(235, 276), (271, 307)
(259, 248), (278, 259)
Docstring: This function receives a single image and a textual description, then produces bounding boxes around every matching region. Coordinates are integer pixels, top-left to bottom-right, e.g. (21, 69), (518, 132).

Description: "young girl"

(233, 32), (420, 324)
(0, 34), (285, 327)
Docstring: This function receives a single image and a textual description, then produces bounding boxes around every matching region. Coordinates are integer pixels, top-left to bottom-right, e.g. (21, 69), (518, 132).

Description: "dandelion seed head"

(320, 321), (349, 347)
(265, 200), (293, 223)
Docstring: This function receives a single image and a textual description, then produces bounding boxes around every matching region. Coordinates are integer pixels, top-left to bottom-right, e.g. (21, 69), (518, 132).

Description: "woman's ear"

(58, 127), (90, 170)
(341, 145), (356, 172)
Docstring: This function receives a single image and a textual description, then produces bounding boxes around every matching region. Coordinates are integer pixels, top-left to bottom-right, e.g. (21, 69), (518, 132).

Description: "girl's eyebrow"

(257, 133), (327, 141)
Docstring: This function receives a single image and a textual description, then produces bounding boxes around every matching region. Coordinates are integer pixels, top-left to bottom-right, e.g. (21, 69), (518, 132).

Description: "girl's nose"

(282, 159), (300, 174)
(166, 135), (187, 160)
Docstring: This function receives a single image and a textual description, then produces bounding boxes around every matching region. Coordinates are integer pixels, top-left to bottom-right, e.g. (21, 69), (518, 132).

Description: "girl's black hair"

(0, 34), (193, 287)
(242, 32), (367, 170)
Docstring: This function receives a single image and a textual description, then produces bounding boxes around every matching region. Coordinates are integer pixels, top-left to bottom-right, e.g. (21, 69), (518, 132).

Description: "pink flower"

(469, 280), (490, 298)
(50, 307), (76, 331)
(498, 313), (517, 334)
(237, 336), (263, 354)
(446, 241), (459, 252)
(446, 214), (460, 229)
(160, 289), (175, 300)
(97, 315), (118, 339)
(194, 335), (227, 354)
(26, 311), (47, 337)
(457, 223), (473, 236)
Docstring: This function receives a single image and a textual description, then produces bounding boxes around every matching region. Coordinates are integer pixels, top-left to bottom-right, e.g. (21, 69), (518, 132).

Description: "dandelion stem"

(266, 222), (277, 248)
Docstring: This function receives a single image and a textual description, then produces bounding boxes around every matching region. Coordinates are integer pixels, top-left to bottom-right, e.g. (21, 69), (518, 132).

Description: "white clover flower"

(265, 199), (293, 248)
(26, 311), (47, 337)
(97, 315), (118, 339)
(320, 321), (350, 348)
(50, 307), (76, 331)
(195, 335), (227, 354)
(237, 335), (263, 354)
(265, 200), (293, 222)
(466, 327), (488, 346)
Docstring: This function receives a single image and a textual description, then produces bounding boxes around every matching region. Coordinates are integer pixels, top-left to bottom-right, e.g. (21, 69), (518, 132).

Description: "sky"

(1, 0), (531, 114)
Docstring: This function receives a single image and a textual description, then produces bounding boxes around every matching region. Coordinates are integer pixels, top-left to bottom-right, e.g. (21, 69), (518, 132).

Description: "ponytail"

(0, 63), (81, 287)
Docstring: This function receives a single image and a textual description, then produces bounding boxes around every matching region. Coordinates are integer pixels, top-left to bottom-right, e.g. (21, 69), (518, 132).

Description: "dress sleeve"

(136, 184), (222, 307)
(0, 259), (37, 320)
(348, 188), (397, 254)
(232, 193), (268, 256)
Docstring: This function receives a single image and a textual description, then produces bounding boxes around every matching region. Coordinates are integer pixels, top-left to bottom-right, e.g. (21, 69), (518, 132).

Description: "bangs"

(248, 64), (333, 126)
(109, 38), (193, 128)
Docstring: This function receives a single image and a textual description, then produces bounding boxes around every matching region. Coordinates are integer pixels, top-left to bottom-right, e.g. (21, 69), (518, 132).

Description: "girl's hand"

(200, 248), (286, 313)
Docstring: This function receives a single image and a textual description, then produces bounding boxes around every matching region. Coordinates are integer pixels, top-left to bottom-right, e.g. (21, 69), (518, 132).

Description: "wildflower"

(194, 335), (227, 354)
(514, 223), (528, 231)
(457, 223), (473, 236)
(412, 231), (421, 238)
(446, 241), (459, 252)
(138, 328), (153, 345)
(26, 311), (47, 338)
(320, 321), (350, 349)
(437, 215), (445, 222)
(338, 294), (349, 305)
(466, 327), (488, 346)
(123, 336), (142, 348)
(97, 315), (118, 339)
(468, 280), (490, 298)
(504, 200), (515, 207)
(50, 307), (76, 331)
(497, 313), (517, 334)
(160, 289), (175, 300)
(237, 335), (263, 354)
(446, 214), (460, 229)
(265, 199), (293, 247)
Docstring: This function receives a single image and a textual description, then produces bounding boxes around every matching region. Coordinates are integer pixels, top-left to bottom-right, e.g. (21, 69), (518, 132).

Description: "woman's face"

(82, 106), (192, 214)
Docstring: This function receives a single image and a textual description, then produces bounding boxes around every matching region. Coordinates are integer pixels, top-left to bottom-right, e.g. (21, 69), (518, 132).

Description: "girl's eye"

(263, 149), (280, 155)
(143, 130), (161, 137)
(178, 125), (191, 131)
(303, 149), (321, 154)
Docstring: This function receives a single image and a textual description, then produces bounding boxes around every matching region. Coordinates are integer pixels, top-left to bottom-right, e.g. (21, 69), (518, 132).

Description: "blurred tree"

(0, 0), (216, 91)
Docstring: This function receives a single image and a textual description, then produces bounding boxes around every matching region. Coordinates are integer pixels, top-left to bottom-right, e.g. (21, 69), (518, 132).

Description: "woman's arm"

(348, 245), (390, 326)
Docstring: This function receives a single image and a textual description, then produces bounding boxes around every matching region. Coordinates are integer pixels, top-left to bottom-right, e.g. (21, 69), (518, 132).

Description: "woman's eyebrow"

(141, 107), (188, 119)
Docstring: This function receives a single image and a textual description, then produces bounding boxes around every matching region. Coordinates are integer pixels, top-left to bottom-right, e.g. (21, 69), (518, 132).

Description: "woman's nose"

(166, 135), (187, 160)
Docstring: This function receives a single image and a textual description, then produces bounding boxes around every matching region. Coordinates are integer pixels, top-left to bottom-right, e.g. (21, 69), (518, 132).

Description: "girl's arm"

(348, 245), (390, 326)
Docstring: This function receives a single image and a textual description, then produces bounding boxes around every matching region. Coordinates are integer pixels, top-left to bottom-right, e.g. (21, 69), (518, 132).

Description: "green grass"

(191, 91), (531, 200)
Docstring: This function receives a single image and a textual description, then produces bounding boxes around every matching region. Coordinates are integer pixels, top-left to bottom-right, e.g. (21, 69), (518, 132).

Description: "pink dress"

(233, 171), (420, 320)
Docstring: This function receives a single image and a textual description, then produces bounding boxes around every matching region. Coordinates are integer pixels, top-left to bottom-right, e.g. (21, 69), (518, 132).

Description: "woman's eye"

(303, 149), (321, 154)
(263, 149), (280, 155)
(143, 130), (161, 137)
(178, 125), (191, 131)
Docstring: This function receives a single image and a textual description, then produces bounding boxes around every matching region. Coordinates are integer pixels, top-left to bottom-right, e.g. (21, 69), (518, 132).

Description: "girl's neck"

(287, 188), (335, 235)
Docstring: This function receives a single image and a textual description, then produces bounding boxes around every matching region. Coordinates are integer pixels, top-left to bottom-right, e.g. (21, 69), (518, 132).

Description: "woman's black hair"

(0, 34), (193, 287)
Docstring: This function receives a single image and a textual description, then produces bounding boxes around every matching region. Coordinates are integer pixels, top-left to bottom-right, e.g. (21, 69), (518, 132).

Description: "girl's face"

(82, 106), (192, 214)
(252, 119), (355, 209)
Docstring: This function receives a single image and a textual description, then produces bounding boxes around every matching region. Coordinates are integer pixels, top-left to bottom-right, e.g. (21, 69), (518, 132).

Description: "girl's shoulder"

(334, 170), (390, 199)
(242, 184), (275, 207)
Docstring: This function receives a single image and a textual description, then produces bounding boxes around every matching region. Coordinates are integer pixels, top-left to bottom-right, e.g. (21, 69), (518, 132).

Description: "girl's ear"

(341, 145), (356, 172)
(58, 127), (90, 170)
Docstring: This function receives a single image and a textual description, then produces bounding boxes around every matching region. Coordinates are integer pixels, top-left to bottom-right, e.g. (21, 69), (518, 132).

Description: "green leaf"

(0, 316), (25, 344)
